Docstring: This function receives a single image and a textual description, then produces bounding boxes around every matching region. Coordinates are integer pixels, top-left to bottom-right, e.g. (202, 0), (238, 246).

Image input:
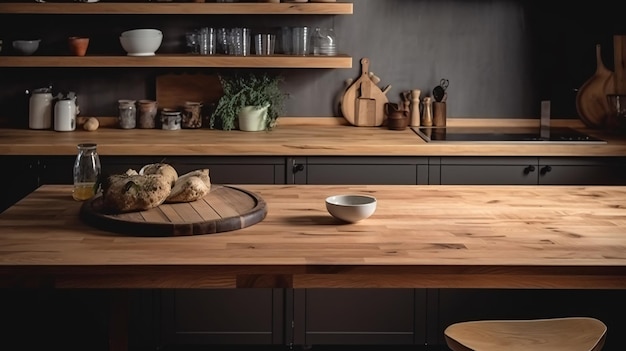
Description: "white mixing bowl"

(121, 29), (163, 37)
(12, 39), (40, 55)
(119, 35), (162, 56)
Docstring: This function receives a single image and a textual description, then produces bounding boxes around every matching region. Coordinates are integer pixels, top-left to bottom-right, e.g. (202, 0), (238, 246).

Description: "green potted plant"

(210, 73), (287, 131)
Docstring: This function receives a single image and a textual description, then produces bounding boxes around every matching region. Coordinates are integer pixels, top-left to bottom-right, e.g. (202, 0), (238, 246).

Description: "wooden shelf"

(0, 2), (353, 15)
(0, 54), (353, 68)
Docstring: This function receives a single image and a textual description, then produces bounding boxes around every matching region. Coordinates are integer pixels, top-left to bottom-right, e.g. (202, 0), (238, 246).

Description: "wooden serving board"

(79, 185), (267, 237)
(341, 58), (388, 126)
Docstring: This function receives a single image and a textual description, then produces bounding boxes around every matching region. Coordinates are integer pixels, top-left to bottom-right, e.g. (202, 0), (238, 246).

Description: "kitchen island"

(2, 184), (625, 289)
(1, 184), (625, 351)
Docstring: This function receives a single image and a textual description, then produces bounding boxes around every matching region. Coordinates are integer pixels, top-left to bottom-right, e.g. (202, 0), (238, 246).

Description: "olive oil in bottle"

(73, 143), (101, 201)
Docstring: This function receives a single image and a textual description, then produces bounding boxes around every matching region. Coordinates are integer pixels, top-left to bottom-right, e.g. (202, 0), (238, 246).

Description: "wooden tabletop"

(1, 118), (625, 157)
(1, 184), (625, 290)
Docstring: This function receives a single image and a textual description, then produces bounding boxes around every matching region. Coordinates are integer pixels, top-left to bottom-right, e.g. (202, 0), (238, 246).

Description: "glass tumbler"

(73, 143), (101, 201)
(254, 33), (276, 55)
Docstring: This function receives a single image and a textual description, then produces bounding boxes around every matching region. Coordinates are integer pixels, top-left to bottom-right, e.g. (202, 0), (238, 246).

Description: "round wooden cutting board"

(80, 185), (267, 237)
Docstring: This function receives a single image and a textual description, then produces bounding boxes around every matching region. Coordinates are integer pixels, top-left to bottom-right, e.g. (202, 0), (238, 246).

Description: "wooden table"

(1, 184), (626, 290)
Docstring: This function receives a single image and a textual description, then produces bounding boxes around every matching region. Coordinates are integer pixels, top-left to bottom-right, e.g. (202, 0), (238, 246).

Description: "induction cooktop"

(412, 127), (606, 144)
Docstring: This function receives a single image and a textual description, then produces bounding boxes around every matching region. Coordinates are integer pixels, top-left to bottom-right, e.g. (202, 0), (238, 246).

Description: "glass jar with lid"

(313, 27), (337, 56)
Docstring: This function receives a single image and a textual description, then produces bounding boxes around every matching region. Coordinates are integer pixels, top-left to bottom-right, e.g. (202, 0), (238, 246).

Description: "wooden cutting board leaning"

(156, 73), (223, 110)
(575, 44), (615, 128)
(341, 58), (389, 126)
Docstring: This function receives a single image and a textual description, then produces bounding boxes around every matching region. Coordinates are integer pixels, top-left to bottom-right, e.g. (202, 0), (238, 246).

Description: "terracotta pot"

(68, 37), (89, 56)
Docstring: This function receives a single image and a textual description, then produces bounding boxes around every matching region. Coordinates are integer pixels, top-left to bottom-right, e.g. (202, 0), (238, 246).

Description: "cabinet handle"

(523, 165), (536, 174)
(540, 165), (552, 175)
(292, 163), (304, 174)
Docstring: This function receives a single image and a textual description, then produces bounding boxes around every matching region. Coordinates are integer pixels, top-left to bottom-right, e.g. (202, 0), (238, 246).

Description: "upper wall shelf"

(0, 54), (353, 68)
(0, 2), (353, 15)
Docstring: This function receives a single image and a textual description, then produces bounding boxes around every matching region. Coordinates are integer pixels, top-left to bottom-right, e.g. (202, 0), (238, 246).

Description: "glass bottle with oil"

(73, 143), (101, 201)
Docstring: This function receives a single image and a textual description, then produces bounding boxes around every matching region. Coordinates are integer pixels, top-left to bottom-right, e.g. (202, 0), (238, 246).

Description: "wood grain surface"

(0, 118), (624, 157)
(444, 317), (607, 351)
(156, 73), (222, 110)
(80, 185), (267, 237)
(1, 184), (626, 289)
(575, 44), (615, 128)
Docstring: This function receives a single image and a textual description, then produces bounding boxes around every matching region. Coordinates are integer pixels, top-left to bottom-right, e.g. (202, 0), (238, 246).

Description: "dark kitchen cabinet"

(0, 155), (75, 213)
(537, 157), (626, 185)
(160, 289), (286, 346)
(292, 288), (428, 346)
(0, 155), (286, 213)
(290, 157), (429, 185)
(100, 156), (287, 185)
(432, 156), (626, 185)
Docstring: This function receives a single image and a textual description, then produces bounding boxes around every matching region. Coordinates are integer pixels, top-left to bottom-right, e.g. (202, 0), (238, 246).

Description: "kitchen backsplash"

(0, 0), (624, 124)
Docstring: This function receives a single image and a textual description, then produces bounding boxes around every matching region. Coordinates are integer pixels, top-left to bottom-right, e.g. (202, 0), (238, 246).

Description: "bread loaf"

(166, 169), (211, 203)
(102, 172), (172, 213)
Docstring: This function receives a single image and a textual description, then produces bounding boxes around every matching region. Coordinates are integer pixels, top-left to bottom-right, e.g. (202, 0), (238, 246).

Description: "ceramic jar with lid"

(118, 99), (136, 129)
(182, 101), (203, 128)
(137, 100), (158, 129)
(161, 109), (182, 130)
(28, 87), (53, 130)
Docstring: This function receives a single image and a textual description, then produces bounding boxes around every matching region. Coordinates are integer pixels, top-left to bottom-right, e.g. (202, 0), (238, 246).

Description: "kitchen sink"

(412, 126), (606, 144)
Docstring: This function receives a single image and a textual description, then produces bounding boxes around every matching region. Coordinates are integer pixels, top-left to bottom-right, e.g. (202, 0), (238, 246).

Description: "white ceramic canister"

(29, 90), (53, 129)
(54, 99), (76, 131)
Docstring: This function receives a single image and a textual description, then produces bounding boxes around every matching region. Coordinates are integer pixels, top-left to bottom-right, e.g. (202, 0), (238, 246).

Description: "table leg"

(109, 289), (129, 351)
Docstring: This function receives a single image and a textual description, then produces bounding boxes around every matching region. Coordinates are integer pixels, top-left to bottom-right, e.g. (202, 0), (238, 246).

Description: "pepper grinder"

(410, 89), (421, 126)
(421, 96), (433, 127)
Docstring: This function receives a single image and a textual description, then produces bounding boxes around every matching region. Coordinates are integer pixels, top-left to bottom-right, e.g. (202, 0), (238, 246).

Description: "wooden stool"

(444, 317), (607, 351)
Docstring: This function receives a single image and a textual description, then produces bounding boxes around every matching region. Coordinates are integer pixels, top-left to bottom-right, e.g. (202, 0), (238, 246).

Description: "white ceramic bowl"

(325, 194), (377, 223)
(12, 39), (40, 55)
(119, 35), (162, 56)
(121, 29), (163, 37)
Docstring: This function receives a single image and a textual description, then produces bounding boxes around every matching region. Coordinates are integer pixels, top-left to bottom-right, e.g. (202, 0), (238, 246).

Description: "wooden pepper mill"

(421, 96), (433, 127)
(410, 89), (421, 127)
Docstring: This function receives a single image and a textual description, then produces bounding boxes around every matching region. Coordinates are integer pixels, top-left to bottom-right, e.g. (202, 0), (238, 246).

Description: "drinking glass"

(254, 34), (276, 55)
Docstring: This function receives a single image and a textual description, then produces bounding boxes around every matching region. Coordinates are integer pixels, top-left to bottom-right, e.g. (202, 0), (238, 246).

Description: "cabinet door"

(538, 157), (626, 185)
(293, 288), (426, 346)
(435, 157), (538, 185)
(161, 289), (285, 346)
(0, 156), (40, 212)
(39, 156), (75, 184)
(101, 156), (286, 184)
(298, 157), (428, 185)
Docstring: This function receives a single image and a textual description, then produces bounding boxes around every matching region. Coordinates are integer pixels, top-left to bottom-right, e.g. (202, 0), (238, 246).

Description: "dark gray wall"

(0, 0), (624, 125)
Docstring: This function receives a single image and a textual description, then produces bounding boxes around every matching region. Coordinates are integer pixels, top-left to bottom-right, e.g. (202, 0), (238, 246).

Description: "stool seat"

(444, 317), (607, 351)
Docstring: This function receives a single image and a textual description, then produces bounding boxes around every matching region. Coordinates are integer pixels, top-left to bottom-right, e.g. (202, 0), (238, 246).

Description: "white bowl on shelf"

(119, 34), (162, 56)
(325, 194), (377, 223)
(12, 39), (41, 56)
(121, 29), (163, 38)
